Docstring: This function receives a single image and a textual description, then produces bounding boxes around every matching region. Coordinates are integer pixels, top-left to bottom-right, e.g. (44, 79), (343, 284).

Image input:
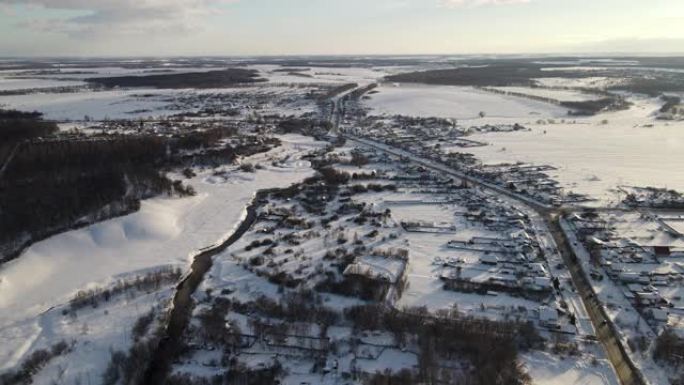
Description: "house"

(522, 276), (553, 292)
(635, 292), (662, 306)
(488, 274), (517, 288)
(480, 255), (499, 265)
(627, 283), (643, 293)
(539, 306), (559, 328)
(619, 272), (649, 285)
(529, 262), (548, 276)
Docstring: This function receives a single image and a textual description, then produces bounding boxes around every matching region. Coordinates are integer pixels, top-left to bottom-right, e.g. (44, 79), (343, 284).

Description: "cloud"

(573, 37), (684, 54)
(441, 0), (530, 7)
(1, 0), (237, 36)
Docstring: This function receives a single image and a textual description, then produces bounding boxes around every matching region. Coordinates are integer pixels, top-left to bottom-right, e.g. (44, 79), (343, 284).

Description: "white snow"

(0, 77), (85, 91)
(466, 96), (684, 203)
(523, 351), (619, 385)
(365, 84), (569, 120)
(0, 89), (172, 120)
(251, 64), (385, 86)
(0, 134), (325, 374)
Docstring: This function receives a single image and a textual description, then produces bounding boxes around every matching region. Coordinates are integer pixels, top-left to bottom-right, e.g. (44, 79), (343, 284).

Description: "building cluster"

(569, 211), (684, 330)
(341, 116), (589, 207)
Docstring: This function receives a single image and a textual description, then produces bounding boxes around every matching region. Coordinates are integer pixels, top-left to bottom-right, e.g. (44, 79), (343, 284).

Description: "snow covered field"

(251, 64), (385, 86)
(0, 86), (319, 121)
(466, 96), (684, 203)
(361, 80), (684, 204)
(365, 83), (569, 120)
(0, 77), (85, 91)
(523, 351), (619, 385)
(0, 134), (325, 378)
(0, 89), (174, 120)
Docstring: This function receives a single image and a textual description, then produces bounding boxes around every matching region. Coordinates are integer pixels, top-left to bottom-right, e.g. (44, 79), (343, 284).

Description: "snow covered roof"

(480, 255), (499, 265)
(539, 306), (558, 323)
(651, 308), (669, 322)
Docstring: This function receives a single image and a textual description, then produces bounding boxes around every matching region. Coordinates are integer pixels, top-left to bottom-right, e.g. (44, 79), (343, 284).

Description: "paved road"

(341, 132), (647, 385)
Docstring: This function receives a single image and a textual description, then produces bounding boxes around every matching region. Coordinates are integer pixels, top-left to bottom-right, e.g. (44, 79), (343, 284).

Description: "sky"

(0, 0), (683, 57)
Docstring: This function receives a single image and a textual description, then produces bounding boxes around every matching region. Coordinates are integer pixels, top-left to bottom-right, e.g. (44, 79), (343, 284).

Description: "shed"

(653, 246), (671, 256)
(539, 306), (559, 327)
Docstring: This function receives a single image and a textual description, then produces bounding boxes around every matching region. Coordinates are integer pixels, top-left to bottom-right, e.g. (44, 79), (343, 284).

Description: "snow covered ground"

(0, 85), (319, 121)
(0, 77), (85, 91)
(523, 351), (619, 385)
(466, 96), (684, 203)
(3, 60), (680, 383)
(361, 78), (684, 204)
(3, 286), (174, 385)
(250, 64), (385, 86)
(364, 83), (569, 120)
(0, 134), (325, 379)
(0, 89), (174, 120)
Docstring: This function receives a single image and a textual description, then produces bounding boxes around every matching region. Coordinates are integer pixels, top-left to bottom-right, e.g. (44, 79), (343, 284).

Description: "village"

(340, 106), (590, 208)
(3, 55), (684, 385)
(564, 209), (684, 372)
(162, 141), (617, 384)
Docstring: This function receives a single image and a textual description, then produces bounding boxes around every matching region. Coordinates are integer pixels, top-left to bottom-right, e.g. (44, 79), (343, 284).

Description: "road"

(339, 131), (647, 385)
(547, 213), (647, 385)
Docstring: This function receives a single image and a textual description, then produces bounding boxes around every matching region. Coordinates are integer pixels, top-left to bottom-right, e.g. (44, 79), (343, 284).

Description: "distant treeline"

(387, 61), (684, 97)
(86, 68), (265, 89)
(561, 98), (630, 116)
(0, 135), (185, 262)
(480, 87), (628, 115)
(385, 63), (583, 87)
(612, 76), (684, 97)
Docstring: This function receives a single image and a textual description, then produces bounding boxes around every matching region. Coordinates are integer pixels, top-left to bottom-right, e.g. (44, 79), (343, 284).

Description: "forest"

(385, 62), (582, 87)
(86, 68), (265, 89)
(0, 119), (276, 263)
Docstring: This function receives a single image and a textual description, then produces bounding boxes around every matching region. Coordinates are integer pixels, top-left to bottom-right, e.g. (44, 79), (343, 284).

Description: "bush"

(0, 341), (72, 385)
(132, 310), (156, 341)
(239, 163), (256, 173)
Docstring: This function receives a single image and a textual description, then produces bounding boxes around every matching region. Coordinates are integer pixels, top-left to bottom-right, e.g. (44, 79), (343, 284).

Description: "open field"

(365, 83), (568, 119)
(466, 97), (684, 203)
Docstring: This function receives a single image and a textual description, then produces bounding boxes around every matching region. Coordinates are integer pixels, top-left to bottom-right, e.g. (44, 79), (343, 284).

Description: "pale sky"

(0, 0), (683, 56)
